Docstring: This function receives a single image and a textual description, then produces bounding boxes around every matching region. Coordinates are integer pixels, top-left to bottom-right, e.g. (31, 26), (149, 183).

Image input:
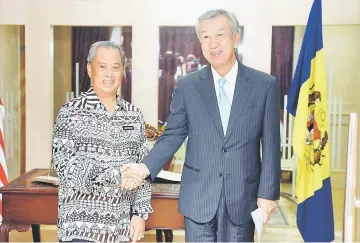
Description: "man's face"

(87, 47), (123, 96)
(199, 15), (240, 68)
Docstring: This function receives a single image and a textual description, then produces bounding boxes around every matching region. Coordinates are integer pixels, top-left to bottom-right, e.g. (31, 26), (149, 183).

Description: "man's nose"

(105, 67), (114, 77)
(209, 37), (219, 49)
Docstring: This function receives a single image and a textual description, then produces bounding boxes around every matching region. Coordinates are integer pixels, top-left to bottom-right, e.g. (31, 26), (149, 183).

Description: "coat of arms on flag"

(305, 85), (329, 171)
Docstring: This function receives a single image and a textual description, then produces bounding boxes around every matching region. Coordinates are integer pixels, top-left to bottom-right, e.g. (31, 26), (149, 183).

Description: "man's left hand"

(257, 198), (277, 224)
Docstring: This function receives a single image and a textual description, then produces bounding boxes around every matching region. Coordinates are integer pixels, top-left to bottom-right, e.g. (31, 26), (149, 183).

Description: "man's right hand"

(120, 163), (150, 190)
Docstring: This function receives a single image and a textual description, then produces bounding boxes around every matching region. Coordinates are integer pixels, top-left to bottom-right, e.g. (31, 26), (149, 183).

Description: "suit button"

(218, 173), (223, 177)
(222, 149), (227, 153)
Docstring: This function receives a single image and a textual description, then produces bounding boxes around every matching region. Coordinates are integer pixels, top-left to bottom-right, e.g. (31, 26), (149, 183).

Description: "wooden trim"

(0, 169), (180, 199)
(20, 25), (26, 174)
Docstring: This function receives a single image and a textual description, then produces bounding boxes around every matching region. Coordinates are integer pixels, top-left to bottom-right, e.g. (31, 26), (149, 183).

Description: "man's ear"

(233, 32), (241, 48)
(87, 63), (92, 78)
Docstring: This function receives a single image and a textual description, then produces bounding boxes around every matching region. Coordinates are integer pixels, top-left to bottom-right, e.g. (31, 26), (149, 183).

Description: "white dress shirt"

(211, 60), (238, 105)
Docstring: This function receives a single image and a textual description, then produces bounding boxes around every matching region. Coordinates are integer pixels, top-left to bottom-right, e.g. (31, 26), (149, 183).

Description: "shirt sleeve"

(132, 111), (153, 220)
(52, 106), (123, 197)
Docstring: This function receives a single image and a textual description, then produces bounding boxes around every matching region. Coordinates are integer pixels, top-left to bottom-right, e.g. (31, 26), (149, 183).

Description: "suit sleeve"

(143, 80), (189, 181)
(132, 112), (153, 220)
(257, 79), (281, 200)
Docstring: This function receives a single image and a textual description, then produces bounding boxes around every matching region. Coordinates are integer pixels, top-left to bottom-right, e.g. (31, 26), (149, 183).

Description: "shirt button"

(222, 148), (227, 153)
(218, 172), (223, 177)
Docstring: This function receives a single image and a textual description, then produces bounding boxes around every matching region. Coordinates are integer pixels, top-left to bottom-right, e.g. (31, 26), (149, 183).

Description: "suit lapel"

(196, 66), (224, 139)
(224, 63), (252, 142)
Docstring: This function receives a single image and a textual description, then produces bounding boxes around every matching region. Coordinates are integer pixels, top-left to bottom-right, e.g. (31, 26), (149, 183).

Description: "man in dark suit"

(121, 9), (281, 242)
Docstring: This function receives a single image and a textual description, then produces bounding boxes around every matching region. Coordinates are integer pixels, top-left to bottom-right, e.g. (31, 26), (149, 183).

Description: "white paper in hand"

(251, 208), (264, 242)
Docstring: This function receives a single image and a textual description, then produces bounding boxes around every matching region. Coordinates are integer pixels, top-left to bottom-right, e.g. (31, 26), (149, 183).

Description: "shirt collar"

(211, 59), (238, 85)
(85, 87), (124, 110)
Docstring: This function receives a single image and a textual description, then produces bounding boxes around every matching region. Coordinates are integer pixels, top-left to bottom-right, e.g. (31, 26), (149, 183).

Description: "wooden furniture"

(0, 169), (184, 242)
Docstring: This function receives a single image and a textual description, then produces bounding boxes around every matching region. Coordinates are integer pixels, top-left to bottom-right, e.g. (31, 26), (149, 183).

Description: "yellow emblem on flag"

(304, 84), (328, 172)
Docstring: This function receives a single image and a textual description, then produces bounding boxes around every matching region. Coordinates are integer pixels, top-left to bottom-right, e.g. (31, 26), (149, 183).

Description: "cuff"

(132, 207), (153, 221)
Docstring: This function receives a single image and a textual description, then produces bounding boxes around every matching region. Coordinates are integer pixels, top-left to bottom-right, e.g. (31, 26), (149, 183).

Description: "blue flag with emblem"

(286, 0), (335, 241)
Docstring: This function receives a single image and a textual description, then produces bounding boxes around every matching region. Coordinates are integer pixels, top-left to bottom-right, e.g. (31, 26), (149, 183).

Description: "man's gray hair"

(195, 9), (241, 38)
(87, 41), (126, 66)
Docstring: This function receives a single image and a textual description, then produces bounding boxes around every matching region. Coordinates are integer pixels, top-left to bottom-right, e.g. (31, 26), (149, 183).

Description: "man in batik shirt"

(52, 41), (152, 243)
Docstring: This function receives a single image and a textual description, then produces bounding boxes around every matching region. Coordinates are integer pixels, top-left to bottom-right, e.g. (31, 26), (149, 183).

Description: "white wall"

(1, 0), (360, 239)
(0, 0), (359, 182)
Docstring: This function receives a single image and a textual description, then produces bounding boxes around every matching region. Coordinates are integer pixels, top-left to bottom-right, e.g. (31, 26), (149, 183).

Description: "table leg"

(156, 229), (163, 242)
(31, 224), (41, 242)
(163, 230), (173, 242)
(0, 223), (30, 242)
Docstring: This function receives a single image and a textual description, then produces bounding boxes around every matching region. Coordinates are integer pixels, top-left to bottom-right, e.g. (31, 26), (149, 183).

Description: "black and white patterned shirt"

(52, 87), (153, 242)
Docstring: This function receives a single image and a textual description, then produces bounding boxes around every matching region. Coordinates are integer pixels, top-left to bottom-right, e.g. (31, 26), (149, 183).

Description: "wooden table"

(0, 169), (184, 242)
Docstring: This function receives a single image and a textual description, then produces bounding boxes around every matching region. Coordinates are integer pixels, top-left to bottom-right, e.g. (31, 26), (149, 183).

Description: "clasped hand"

(120, 163), (150, 190)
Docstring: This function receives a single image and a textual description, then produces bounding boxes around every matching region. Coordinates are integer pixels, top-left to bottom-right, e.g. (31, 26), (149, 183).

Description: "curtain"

(71, 27), (110, 93)
(121, 26), (132, 102)
(159, 27), (207, 65)
(271, 26), (295, 110)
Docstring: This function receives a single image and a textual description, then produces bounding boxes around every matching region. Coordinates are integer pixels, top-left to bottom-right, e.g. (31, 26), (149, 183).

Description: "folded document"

(32, 175), (60, 186)
(251, 207), (264, 242)
(154, 170), (181, 183)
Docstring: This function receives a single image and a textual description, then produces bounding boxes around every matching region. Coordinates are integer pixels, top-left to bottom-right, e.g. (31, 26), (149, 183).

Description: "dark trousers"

(184, 185), (255, 242)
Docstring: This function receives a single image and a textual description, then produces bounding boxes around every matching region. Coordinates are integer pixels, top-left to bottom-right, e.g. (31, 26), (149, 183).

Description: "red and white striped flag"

(0, 98), (8, 223)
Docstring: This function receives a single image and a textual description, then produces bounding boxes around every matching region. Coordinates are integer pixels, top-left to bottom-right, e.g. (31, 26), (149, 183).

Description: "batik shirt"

(52, 87), (153, 242)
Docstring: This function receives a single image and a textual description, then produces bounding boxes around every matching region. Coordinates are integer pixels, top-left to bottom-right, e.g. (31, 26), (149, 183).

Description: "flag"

(286, 0), (335, 241)
(0, 98), (8, 224)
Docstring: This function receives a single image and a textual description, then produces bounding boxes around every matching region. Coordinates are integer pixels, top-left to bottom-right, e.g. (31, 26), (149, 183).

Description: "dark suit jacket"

(143, 62), (281, 225)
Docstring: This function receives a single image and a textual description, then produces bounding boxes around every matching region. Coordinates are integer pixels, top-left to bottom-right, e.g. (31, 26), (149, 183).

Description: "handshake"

(120, 163), (150, 190)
